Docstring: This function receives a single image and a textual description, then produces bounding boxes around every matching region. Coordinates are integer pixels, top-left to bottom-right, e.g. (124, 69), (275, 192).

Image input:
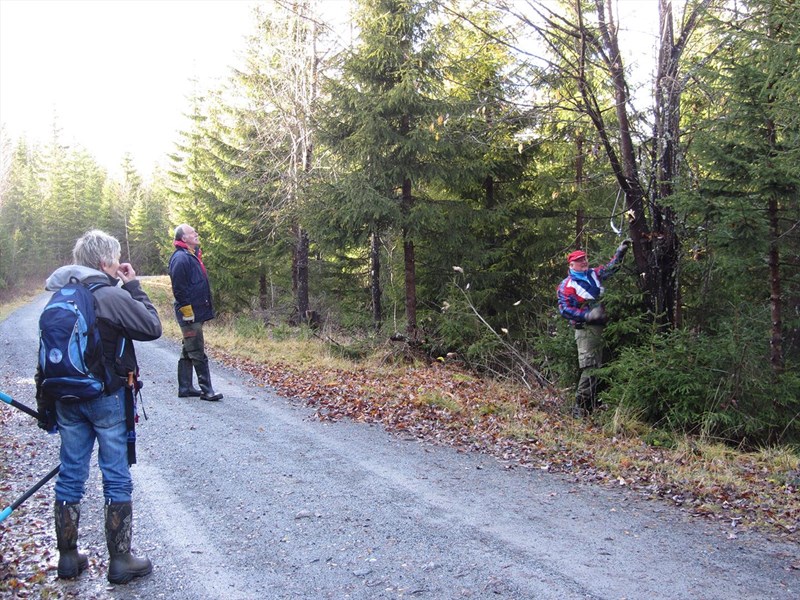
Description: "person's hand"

(36, 403), (57, 433)
(179, 305), (195, 323)
(117, 262), (136, 284)
(37, 412), (57, 433)
(586, 306), (607, 325)
(616, 238), (632, 254)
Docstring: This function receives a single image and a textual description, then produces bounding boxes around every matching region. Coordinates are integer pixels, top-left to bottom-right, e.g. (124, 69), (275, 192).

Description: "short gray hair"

(174, 223), (191, 241)
(73, 230), (121, 269)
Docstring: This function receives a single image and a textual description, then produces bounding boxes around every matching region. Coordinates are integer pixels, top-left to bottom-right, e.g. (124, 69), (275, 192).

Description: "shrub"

(597, 313), (800, 447)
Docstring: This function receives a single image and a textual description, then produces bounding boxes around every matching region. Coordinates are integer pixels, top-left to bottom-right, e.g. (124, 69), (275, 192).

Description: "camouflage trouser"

(574, 325), (605, 412)
(180, 321), (207, 363)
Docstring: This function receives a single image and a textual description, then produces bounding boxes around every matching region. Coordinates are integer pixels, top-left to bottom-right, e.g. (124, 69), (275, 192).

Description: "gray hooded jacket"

(42, 265), (162, 387)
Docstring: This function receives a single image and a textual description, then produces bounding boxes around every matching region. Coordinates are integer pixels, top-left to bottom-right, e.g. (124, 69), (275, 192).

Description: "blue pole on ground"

(0, 465), (60, 523)
(0, 390), (59, 523)
(0, 390), (42, 420)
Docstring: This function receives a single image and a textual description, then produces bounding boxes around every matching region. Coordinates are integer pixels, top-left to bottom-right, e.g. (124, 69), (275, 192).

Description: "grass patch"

(0, 278), (43, 322)
(451, 372), (477, 384)
(476, 400), (517, 418)
(415, 390), (462, 413)
(141, 277), (355, 372)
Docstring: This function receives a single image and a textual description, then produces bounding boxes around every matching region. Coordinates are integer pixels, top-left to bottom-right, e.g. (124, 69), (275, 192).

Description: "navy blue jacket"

(169, 247), (215, 325)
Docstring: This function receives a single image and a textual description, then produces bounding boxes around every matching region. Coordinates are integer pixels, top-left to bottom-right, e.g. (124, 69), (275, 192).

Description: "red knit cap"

(567, 250), (587, 263)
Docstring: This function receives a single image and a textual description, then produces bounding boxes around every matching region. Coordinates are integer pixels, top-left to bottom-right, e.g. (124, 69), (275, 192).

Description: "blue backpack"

(38, 279), (110, 403)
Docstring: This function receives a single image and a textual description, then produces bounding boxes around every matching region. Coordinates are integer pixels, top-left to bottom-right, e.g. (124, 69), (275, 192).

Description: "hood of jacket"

(45, 265), (116, 291)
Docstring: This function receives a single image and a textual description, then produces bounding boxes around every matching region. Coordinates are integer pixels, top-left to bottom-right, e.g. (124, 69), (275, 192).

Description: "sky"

(0, 0), (658, 180)
(0, 0), (272, 176)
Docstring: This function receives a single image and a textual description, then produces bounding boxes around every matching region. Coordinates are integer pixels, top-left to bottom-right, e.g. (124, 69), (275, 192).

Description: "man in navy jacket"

(168, 224), (223, 401)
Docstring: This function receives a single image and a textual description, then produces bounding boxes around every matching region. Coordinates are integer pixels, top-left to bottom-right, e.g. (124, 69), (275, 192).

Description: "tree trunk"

(296, 225), (310, 321)
(399, 107), (417, 340)
(652, 0), (683, 327)
(259, 273), (267, 311)
(370, 231), (382, 331)
(402, 176), (417, 341)
(483, 175), (494, 209)
(768, 193), (783, 373)
(764, 7), (784, 374)
(584, 0), (652, 301)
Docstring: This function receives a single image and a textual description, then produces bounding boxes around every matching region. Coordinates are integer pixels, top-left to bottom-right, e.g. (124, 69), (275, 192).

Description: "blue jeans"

(54, 388), (132, 504)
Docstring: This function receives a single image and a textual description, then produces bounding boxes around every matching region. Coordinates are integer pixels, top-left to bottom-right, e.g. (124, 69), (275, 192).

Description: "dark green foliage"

(0, 140), (46, 284)
(597, 307), (800, 446)
(168, 88), (275, 313)
(682, 0), (800, 373)
(0, 132), (162, 285)
(129, 168), (172, 275)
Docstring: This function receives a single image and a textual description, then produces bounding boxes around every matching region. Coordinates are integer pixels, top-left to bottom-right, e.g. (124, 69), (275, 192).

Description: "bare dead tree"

(457, 0), (716, 326)
(241, 0), (330, 324)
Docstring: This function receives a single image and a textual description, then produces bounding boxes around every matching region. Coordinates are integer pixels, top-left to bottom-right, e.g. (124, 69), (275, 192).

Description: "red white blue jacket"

(557, 248), (625, 326)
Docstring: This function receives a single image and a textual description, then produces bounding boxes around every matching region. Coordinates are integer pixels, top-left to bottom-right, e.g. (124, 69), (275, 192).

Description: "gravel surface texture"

(1, 294), (798, 599)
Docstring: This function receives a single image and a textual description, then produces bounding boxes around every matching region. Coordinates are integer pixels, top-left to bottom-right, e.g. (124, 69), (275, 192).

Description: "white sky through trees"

(0, 0), (656, 179)
(1, 0), (299, 176)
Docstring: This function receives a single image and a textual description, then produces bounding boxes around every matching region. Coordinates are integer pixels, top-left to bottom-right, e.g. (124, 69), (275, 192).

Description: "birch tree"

(234, 0), (325, 322)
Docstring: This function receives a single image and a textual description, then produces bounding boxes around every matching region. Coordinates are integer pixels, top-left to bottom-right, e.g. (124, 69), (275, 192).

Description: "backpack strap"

(86, 281), (110, 293)
(83, 280), (122, 393)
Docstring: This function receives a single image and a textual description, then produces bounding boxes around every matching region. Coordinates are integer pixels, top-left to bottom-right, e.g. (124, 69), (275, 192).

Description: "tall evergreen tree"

(0, 139), (45, 284)
(232, 0), (325, 322)
(109, 154), (143, 260)
(129, 167), (172, 275)
(40, 121), (75, 265)
(690, 0), (800, 371)
(422, 2), (545, 334)
(169, 82), (272, 310)
(316, 0), (443, 338)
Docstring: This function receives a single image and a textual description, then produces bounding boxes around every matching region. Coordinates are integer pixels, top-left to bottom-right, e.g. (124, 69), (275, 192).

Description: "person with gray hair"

(36, 229), (162, 584)
(168, 223), (223, 401)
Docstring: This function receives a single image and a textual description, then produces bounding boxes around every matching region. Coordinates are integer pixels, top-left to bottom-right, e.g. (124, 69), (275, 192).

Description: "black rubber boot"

(177, 358), (202, 397)
(55, 501), (89, 579)
(195, 359), (223, 401)
(105, 502), (152, 584)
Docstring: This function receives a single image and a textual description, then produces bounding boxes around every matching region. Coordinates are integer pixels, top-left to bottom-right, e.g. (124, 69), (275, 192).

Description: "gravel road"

(1, 294), (797, 599)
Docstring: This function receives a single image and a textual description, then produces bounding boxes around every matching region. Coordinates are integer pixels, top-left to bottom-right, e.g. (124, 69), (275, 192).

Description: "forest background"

(0, 0), (798, 449)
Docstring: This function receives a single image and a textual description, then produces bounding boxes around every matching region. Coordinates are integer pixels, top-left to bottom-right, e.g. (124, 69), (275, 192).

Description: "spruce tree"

(0, 139), (45, 283)
(690, 0), (800, 371)
(169, 83), (273, 310)
(421, 2), (545, 340)
(231, 1), (325, 322)
(315, 0), (443, 338)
